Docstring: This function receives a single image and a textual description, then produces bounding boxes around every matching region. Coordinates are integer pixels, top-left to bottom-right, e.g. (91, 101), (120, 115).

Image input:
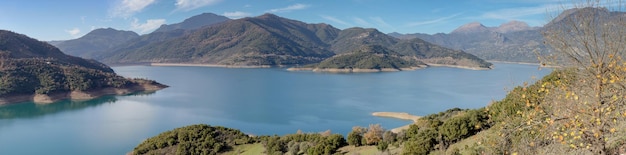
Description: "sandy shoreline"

(0, 83), (167, 105)
(487, 60), (540, 66)
(287, 66), (423, 72)
(425, 63), (493, 70)
(151, 63), (272, 68)
(372, 112), (421, 133)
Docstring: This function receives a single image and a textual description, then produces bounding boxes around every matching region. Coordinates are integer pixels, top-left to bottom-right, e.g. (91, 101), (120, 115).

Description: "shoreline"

(425, 63), (493, 70)
(487, 61), (561, 68)
(151, 63), (272, 68)
(372, 112), (421, 133)
(487, 60), (540, 66)
(0, 83), (167, 105)
(287, 66), (425, 73)
(145, 63), (495, 71)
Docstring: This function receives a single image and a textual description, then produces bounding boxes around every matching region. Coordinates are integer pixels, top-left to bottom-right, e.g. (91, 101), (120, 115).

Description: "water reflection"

(0, 91), (156, 119)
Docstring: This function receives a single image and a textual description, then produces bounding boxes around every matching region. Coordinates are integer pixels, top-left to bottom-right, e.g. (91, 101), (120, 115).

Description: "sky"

(0, 0), (572, 41)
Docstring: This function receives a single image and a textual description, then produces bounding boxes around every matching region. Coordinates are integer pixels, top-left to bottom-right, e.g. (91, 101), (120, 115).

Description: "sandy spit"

(372, 112), (421, 133)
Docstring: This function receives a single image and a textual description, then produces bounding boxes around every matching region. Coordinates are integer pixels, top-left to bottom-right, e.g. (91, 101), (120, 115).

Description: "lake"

(0, 63), (550, 155)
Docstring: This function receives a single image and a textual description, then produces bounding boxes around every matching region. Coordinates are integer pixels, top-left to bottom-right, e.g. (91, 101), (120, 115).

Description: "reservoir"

(0, 63), (550, 154)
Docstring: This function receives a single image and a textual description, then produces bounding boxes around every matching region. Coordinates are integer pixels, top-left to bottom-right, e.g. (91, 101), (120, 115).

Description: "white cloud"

(267, 4), (309, 13)
(223, 11), (251, 19)
(406, 13), (462, 27)
(175, 0), (221, 11)
(321, 15), (350, 26)
(131, 18), (166, 34)
(110, 0), (156, 18)
(244, 4), (252, 8)
(371, 17), (392, 29)
(353, 17), (372, 27)
(65, 28), (81, 38)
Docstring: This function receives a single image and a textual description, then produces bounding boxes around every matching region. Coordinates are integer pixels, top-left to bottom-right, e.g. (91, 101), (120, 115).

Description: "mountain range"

(52, 13), (492, 69)
(389, 20), (545, 63)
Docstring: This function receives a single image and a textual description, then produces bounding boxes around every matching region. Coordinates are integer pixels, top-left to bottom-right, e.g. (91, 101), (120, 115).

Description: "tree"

(347, 126), (365, 146)
(377, 141), (389, 153)
(402, 127), (437, 155)
(363, 124), (384, 145)
(537, 1), (626, 154)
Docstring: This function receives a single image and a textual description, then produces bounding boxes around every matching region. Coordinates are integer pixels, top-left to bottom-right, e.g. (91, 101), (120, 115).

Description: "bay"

(0, 63), (550, 155)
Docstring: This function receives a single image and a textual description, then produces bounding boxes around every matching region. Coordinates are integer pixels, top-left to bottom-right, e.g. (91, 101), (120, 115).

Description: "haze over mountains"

(152, 13), (231, 33)
(52, 13), (493, 69)
(389, 20), (545, 63)
(51, 28), (139, 59)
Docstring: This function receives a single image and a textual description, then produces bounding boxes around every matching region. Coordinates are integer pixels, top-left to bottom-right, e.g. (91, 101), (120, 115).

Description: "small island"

(0, 30), (167, 105)
(288, 45), (427, 72)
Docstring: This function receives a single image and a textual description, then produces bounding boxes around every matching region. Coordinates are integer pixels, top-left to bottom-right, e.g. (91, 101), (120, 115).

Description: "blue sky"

(0, 0), (570, 41)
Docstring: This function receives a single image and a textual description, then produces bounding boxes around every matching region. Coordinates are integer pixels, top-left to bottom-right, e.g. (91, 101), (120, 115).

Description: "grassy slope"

(220, 143), (265, 155)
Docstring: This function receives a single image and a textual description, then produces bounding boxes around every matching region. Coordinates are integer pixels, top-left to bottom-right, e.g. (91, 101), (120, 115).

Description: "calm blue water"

(0, 63), (550, 155)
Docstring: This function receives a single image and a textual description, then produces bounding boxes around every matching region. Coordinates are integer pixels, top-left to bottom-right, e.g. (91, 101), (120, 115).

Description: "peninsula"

(288, 45), (427, 72)
(0, 30), (167, 105)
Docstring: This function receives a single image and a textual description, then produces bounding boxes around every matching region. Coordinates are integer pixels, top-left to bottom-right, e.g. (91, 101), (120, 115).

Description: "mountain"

(102, 13), (491, 69)
(0, 30), (166, 104)
(289, 45), (425, 72)
(331, 27), (492, 69)
(96, 13), (232, 63)
(390, 21), (545, 63)
(153, 13), (230, 33)
(451, 22), (491, 34)
(104, 14), (339, 66)
(52, 28), (139, 59)
(494, 21), (534, 33)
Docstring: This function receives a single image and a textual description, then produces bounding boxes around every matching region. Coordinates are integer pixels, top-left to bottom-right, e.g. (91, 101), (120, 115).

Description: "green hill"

(291, 45), (425, 72)
(104, 14), (338, 66)
(0, 30), (167, 104)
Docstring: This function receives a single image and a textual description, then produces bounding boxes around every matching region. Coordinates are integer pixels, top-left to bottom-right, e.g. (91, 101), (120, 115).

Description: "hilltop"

(52, 28), (139, 59)
(0, 30), (167, 104)
(288, 45), (426, 72)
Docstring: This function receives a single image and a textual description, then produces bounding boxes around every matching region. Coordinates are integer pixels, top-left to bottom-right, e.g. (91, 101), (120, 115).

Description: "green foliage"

(403, 125), (438, 155)
(0, 30), (151, 97)
(259, 132), (347, 155)
(377, 141), (389, 152)
(439, 109), (489, 143)
(315, 45), (423, 69)
(0, 59), (133, 96)
(401, 107), (491, 154)
(347, 129), (363, 146)
(440, 115), (471, 142)
(133, 124), (253, 155)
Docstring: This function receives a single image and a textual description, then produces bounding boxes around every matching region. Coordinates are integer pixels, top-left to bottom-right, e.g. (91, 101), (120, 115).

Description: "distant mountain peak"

(83, 28), (138, 38)
(153, 12), (230, 33)
(451, 22), (489, 34)
(258, 13), (280, 18)
(495, 20), (531, 33)
(183, 13), (224, 21)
